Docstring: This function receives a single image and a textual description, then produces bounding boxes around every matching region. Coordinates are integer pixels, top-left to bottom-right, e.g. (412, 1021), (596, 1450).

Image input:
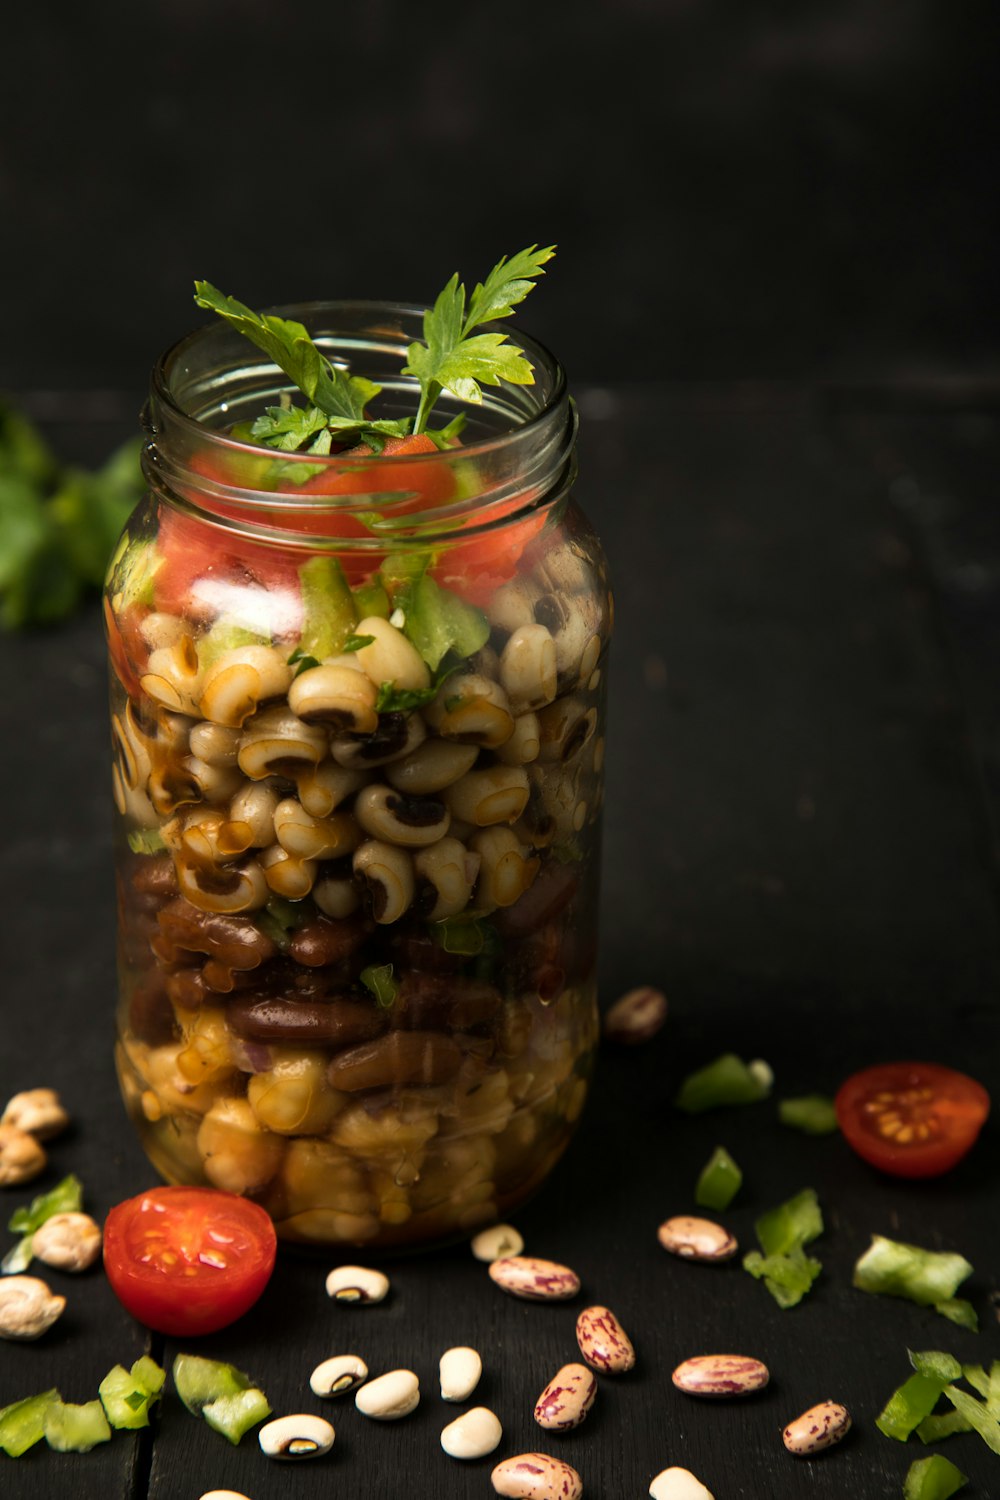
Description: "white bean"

(441, 1405), (503, 1460)
(439, 1346), (483, 1402)
(355, 1369), (420, 1420)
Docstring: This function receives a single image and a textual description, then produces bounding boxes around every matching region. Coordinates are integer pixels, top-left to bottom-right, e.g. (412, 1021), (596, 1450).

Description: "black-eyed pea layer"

(354, 784), (451, 847)
(313, 872), (360, 919)
(142, 636), (203, 716)
(259, 845), (318, 900)
(181, 754), (243, 805)
(354, 617), (431, 692)
(532, 594), (593, 684)
(385, 738), (479, 794)
(425, 673), (516, 748)
(294, 761), (368, 818)
(274, 800), (363, 861)
(443, 765), (530, 826)
(353, 840), (415, 923)
(487, 578), (541, 634)
(471, 828), (539, 911)
(537, 697), (597, 765)
(237, 706), (327, 780)
(230, 781), (281, 846)
(176, 854), (269, 914)
(500, 624), (558, 711)
(287, 663), (378, 732)
(413, 838), (479, 920)
(199, 646), (293, 727)
(138, 609), (187, 653)
(496, 711), (542, 766)
(188, 720), (241, 767)
(331, 710), (426, 769)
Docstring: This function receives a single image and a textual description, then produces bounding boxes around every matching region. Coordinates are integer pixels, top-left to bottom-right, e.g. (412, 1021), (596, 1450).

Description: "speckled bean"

(672, 1354), (769, 1398)
(782, 1400), (851, 1456)
(488, 1255), (580, 1301)
(491, 1452), (584, 1500)
(575, 1305), (636, 1374)
(534, 1362), (597, 1431)
(602, 986), (667, 1044)
(657, 1216), (738, 1263)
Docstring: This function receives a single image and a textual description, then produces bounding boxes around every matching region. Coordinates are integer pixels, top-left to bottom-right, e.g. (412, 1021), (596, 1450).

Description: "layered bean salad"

(105, 248), (613, 1248)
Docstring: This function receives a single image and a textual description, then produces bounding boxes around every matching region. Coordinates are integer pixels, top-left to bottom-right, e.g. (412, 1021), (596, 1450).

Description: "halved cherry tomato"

(103, 1186), (277, 1336)
(834, 1061), (990, 1178)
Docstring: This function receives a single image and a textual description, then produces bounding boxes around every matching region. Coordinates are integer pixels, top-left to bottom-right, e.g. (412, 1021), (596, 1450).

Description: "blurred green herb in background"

(0, 399), (144, 629)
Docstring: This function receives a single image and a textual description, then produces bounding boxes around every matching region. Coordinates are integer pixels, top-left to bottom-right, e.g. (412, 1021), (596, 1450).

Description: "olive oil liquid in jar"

(105, 303), (612, 1250)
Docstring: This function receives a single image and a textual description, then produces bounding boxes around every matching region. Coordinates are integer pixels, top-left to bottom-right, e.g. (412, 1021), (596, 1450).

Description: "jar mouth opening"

(146, 300), (574, 541)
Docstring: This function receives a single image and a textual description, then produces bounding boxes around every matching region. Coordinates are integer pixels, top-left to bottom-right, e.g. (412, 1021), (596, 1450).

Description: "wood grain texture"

(1, 389), (998, 1498)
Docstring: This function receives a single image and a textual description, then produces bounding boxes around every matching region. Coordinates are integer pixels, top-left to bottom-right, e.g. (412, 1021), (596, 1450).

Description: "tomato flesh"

(834, 1061), (990, 1178)
(103, 1186), (277, 1336)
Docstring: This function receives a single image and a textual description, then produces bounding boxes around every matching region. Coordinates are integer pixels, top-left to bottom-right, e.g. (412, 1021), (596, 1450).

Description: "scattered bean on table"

(439, 1345), (483, 1402)
(440, 1405), (503, 1460)
(602, 986), (667, 1044)
(672, 1354), (770, 1398)
(488, 1255), (581, 1301)
(657, 1216), (738, 1263)
(782, 1400), (851, 1456)
(575, 1304), (636, 1373)
(534, 1362), (597, 1431)
(258, 1413), (335, 1459)
(491, 1452), (584, 1499)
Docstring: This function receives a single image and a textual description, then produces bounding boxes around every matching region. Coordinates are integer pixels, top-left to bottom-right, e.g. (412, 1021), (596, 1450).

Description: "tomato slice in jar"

(103, 1186), (277, 1336)
(834, 1061), (990, 1178)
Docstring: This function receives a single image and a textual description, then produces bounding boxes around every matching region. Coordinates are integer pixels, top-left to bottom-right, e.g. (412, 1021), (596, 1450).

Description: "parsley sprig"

(193, 244), (555, 455)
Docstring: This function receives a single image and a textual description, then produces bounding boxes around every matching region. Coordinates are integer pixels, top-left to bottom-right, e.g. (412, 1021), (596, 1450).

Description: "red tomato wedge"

(103, 1186), (277, 1336)
(834, 1061), (990, 1178)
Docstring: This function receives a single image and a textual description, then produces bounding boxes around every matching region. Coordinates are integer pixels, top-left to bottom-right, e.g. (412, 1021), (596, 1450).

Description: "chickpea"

(196, 1097), (285, 1194)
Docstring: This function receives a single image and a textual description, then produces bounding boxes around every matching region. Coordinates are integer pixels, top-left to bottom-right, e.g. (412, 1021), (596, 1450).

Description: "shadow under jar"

(106, 302), (612, 1250)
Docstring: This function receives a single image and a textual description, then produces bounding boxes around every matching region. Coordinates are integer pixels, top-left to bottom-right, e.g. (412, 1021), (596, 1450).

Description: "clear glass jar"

(105, 302), (611, 1250)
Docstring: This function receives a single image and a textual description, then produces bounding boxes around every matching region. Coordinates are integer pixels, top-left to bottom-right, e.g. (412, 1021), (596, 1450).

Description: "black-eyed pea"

(532, 594), (593, 683)
(273, 800), (362, 861)
(354, 617), (430, 693)
(310, 1353), (369, 1398)
(782, 1400), (851, 1457)
(491, 1452), (583, 1500)
(487, 578), (540, 633)
(441, 1405), (503, 1460)
(294, 761), (368, 818)
(500, 624), (558, 711)
(353, 839), (415, 923)
(142, 636), (203, 715)
(287, 663), (378, 731)
(425, 674), (515, 748)
(229, 780), (281, 846)
(325, 1265), (390, 1304)
(181, 754), (244, 805)
(188, 720), (242, 767)
(385, 738), (479, 794)
(258, 1413), (335, 1459)
(496, 711), (542, 766)
(259, 844), (317, 900)
(355, 1369), (420, 1419)
(657, 1216), (738, 1263)
(414, 838), (478, 919)
(354, 784), (451, 847)
(443, 765), (530, 826)
(331, 711), (426, 769)
(237, 706), (328, 780)
(139, 609), (187, 653)
(312, 872), (360, 919)
(537, 697), (597, 764)
(534, 1363), (596, 1431)
(471, 1223), (525, 1262)
(648, 1467), (716, 1500)
(471, 828), (539, 911)
(199, 645), (292, 727)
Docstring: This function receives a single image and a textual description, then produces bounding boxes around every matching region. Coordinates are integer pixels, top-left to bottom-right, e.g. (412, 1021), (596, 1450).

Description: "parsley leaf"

(250, 404), (329, 452)
(403, 245), (556, 434)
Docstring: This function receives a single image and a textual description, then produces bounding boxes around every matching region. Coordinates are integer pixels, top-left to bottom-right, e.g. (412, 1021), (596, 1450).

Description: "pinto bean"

(227, 995), (386, 1049)
(327, 1030), (463, 1091)
(288, 915), (373, 967)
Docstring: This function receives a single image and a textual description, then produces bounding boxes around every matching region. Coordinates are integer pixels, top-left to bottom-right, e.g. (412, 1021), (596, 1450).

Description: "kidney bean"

(157, 897), (276, 969)
(164, 968), (211, 1010)
(289, 914), (373, 967)
(128, 976), (179, 1047)
(493, 863), (578, 938)
(227, 995), (386, 1048)
(327, 1030), (463, 1091)
(392, 973), (502, 1031)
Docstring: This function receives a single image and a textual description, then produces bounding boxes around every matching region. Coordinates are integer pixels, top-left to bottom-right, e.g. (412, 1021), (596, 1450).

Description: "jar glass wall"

(106, 304), (611, 1249)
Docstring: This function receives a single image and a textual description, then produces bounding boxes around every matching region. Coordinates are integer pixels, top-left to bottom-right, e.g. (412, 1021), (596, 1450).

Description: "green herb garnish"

(194, 245), (554, 454)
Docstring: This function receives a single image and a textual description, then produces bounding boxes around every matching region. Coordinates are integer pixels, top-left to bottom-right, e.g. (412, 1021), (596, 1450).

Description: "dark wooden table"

(2, 384), (998, 1498)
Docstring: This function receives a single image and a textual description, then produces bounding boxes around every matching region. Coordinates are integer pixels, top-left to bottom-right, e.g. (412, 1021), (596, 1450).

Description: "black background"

(2, 0), (998, 396)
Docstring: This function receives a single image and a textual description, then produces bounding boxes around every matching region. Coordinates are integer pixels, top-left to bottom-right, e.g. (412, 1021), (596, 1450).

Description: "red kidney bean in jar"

(105, 296), (611, 1250)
